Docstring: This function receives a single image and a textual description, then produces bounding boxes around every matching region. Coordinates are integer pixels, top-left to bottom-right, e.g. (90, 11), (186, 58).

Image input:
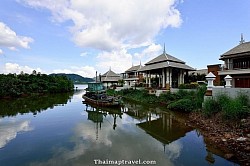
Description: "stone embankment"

(187, 112), (250, 166)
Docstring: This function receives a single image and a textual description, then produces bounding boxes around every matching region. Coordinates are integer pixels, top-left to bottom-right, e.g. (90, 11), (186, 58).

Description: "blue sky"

(0, 0), (250, 77)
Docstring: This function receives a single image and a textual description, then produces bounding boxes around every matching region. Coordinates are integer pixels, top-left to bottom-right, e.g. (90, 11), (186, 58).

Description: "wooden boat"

(82, 82), (121, 107)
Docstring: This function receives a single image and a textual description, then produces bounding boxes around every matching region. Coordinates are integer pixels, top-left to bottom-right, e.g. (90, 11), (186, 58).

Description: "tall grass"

(203, 92), (249, 119)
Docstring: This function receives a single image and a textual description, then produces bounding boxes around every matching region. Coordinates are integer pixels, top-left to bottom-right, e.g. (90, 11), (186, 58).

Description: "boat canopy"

(87, 82), (105, 92)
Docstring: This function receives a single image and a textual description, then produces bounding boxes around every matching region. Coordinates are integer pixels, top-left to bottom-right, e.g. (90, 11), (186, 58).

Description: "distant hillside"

(50, 73), (94, 84)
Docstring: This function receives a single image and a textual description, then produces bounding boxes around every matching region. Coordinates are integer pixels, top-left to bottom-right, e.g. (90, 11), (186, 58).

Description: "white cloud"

(0, 49), (3, 55)
(1, 62), (95, 78)
(96, 49), (132, 74)
(0, 22), (33, 50)
(19, 0), (182, 51)
(3, 63), (43, 74)
(134, 43), (162, 64)
(80, 52), (88, 57)
(53, 65), (96, 78)
(0, 120), (33, 148)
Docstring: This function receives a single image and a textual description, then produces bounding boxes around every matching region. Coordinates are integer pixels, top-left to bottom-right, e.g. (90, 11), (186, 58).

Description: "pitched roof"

(101, 69), (120, 82)
(138, 48), (194, 72)
(102, 69), (120, 77)
(145, 52), (185, 65)
(125, 65), (142, 73)
(220, 42), (250, 59)
(138, 61), (195, 72)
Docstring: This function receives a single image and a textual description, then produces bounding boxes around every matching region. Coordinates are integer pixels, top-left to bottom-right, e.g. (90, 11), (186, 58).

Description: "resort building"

(207, 64), (221, 86)
(218, 35), (250, 88)
(122, 63), (144, 87)
(100, 68), (121, 88)
(138, 46), (195, 89)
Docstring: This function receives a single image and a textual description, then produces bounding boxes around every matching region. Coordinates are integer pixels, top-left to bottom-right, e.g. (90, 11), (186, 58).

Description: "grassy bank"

(203, 93), (249, 119)
(108, 86), (206, 110)
(110, 86), (249, 120)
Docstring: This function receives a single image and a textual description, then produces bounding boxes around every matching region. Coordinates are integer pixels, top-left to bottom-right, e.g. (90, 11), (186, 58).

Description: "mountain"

(50, 73), (94, 84)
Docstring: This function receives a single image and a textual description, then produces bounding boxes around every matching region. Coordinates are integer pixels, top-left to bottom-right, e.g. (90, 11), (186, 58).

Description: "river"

(0, 85), (238, 166)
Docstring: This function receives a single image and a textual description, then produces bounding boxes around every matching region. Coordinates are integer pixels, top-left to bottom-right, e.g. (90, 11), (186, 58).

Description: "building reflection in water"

(85, 101), (237, 165)
(84, 104), (123, 140)
(122, 102), (193, 152)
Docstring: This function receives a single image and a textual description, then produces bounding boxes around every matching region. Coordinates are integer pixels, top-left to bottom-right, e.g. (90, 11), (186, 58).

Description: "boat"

(82, 82), (121, 107)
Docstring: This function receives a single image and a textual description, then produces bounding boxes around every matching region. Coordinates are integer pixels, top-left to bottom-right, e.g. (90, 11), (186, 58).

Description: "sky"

(0, 0), (250, 78)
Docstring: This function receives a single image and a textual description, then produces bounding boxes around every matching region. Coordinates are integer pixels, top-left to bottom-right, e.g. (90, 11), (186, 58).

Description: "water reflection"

(85, 104), (123, 132)
(121, 102), (237, 165)
(0, 92), (73, 117)
(0, 89), (238, 166)
(0, 119), (33, 148)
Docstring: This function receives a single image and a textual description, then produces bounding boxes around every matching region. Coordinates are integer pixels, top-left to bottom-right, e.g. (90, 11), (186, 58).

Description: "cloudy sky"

(0, 0), (249, 77)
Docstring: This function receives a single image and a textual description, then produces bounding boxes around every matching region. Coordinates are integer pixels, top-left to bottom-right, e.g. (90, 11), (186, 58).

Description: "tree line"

(0, 72), (74, 98)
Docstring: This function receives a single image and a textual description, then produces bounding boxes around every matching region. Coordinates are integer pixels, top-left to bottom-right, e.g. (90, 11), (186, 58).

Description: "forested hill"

(50, 73), (94, 84)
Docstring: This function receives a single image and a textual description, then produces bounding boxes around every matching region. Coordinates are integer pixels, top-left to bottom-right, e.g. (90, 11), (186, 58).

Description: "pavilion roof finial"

(163, 43), (166, 55)
(240, 33), (245, 44)
(109, 66), (111, 71)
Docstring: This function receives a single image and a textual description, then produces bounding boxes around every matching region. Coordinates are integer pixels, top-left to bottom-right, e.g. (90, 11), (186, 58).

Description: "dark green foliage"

(178, 83), (199, 89)
(195, 85), (207, 109)
(118, 85), (207, 113)
(106, 89), (116, 96)
(203, 93), (249, 119)
(203, 98), (220, 116)
(158, 91), (176, 103)
(0, 73), (74, 98)
(118, 88), (158, 104)
(167, 99), (194, 112)
(184, 73), (206, 83)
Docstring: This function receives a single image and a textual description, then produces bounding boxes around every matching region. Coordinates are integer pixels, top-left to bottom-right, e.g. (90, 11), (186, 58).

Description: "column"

(158, 74), (161, 87)
(149, 71), (151, 87)
(162, 68), (166, 88)
(169, 68), (172, 88)
(146, 72), (148, 86)
(166, 68), (169, 89)
(182, 70), (185, 84)
(179, 69), (183, 85)
(224, 75), (232, 88)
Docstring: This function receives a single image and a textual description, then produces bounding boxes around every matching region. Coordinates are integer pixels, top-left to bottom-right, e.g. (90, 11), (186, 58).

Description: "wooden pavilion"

(101, 68), (121, 88)
(138, 45), (195, 88)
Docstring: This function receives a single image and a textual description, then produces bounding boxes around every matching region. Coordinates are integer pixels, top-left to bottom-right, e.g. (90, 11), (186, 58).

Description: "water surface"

(0, 85), (238, 166)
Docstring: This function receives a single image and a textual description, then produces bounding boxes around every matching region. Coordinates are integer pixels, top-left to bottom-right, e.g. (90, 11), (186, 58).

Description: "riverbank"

(187, 112), (250, 166)
(115, 88), (250, 165)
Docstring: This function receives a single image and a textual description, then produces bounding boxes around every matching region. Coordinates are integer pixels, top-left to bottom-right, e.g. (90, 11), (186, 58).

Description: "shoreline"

(187, 112), (250, 166)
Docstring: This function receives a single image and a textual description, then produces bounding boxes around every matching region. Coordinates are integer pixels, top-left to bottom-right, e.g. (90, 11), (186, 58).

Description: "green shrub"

(215, 93), (231, 111)
(202, 93), (250, 119)
(222, 99), (249, 119)
(179, 83), (199, 89)
(203, 98), (220, 116)
(167, 98), (194, 112)
(194, 85), (207, 109)
(158, 92), (176, 102)
(106, 89), (116, 96)
(236, 92), (249, 106)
